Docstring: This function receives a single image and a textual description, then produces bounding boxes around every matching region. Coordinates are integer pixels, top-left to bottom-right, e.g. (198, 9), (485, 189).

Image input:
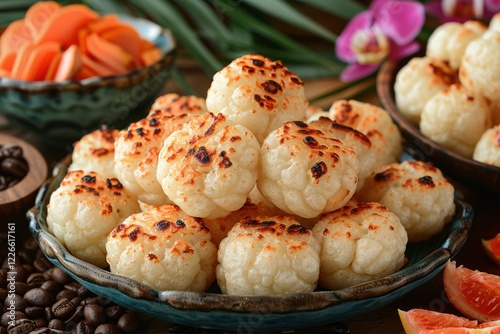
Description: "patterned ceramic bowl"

(27, 155), (473, 332)
(0, 15), (175, 147)
(377, 58), (500, 194)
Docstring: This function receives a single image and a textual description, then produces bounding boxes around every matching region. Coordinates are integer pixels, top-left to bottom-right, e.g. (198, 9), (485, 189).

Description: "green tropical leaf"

(173, 0), (234, 46)
(0, 11), (25, 26)
(83, 0), (131, 14)
(243, 0), (337, 42)
(128, 0), (223, 75)
(297, 0), (366, 20)
(0, 0), (37, 11)
(217, 1), (342, 74)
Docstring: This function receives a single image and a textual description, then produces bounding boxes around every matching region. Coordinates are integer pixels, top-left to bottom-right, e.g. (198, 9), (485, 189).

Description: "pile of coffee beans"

(1, 236), (143, 334)
(0, 144), (29, 191)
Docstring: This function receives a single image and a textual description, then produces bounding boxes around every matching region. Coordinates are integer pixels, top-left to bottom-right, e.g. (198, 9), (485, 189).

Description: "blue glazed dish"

(0, 15), (175, 147)
(28, 156), (473, 331)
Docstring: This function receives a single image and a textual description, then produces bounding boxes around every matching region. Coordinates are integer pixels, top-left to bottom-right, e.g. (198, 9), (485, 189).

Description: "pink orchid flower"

(336, 0), (425, 82)
(426, 0), (500, 22)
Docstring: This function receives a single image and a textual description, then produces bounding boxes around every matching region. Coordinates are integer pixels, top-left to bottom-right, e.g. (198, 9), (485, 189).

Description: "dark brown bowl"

(377, 58), (500, 194)
(0, 133), (48, 235)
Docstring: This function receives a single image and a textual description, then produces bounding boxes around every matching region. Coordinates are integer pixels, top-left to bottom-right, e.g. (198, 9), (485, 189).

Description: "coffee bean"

(0, 326), (6, 334)
(75, 320), (93, 334)
(24, 306), (44, 318)
(95, 323), (121, 334)
(4, 294), (27, 311)
(44, 306), (54, 322)
(65, 305), (83, 325)
(51, 299), (75, 320)
(55, 290), (77, 301)
(14, 282), (31, 296)
(33, 317), (47, 327)
(13, 265), (29, 283)
(27, 273), (46, 286)
(7, 318), (36, 334)
(0, 144), (23, 159)
(1, 310), (25, 327)
(49, 329), (72, 334)
(16, 250), (34, 265)
(48, 318), (64, 330)
(24, 288), (55, 307)
(50, 268), (70, 286)
(1, 157), (28, 179)
(77, 286), (89, 298)
(83, 304), (106, 327)
(30, 327), (50, 334)
(33, 257), (52, 273)
(63, 282), (81, 293)
(104, 305), (123, 321)
(70, 297), (83, 307)
(41, 281), (60, 295)
(117, 312), (139, 334)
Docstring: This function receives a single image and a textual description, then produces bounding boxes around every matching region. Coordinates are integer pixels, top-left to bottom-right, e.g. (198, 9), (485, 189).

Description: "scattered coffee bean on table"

(0, 144), (29, 191)
(0, 236), (143, 334)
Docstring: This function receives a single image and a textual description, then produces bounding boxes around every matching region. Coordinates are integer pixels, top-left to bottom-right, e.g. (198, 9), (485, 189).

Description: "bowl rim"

(0, 133), (47, 204)
(0, 14), (176, 91)
(376, 57), (500, 175)
(27, 155), (473, 316)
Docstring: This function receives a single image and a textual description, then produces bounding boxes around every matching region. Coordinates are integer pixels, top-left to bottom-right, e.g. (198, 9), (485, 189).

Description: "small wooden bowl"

(377, 58), (500, 194)
(0, 133), (48, 234)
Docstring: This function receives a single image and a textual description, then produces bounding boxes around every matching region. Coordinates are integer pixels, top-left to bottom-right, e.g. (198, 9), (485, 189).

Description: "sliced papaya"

(0, 52), (17, 72)
(54, 44), (82, 82)
(44, 51), (62, 81)
(24, 1), (61, 36)
(10, 42), (37, 80)
(81, 54), (115, 77)
(99, 24), (142, 64)
(0, 19), (33, 56)
(34, 4), (99, 49)
(74, 64), (99, 80)
(140, 47), (163, 66)
(87, 14), (120, 34)
(21, 41), (61, 81)
(85, 32), (134, 74)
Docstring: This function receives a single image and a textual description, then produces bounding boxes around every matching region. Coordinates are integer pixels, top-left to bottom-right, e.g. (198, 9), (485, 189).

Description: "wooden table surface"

(2, 62), (499, 334)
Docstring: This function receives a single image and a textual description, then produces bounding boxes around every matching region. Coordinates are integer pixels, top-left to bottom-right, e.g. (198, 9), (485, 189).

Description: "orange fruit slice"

(399, 309), (478, 334)
(24, 1), (61, 36)
(444, 261), (500, 323)
(21, 41), (61, 81)
(399, 309), (500, 333)
(99, 24), (142, 65)
(80, 54), (115, 78)
(54, 45), (82, 82)
(44, 51), (62, 81)
(87, 14), (120, 34)
(482, 233), (500, 267)
(141, 47), (163, 67)
(10, 42), (37, 80)
(0, 19), (33, 55)
(0, 52), (17, 72)
(85, 32), (134, 74)
(34, 4), (98, 49)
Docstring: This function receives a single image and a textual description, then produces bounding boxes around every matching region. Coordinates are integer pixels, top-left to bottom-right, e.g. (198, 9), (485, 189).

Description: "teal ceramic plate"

(28, 156), (473, 331)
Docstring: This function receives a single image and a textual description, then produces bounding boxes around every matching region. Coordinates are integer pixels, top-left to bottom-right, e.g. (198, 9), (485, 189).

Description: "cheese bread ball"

(394, 57), (459, 125)
(106, 205), (217, 292)
(420, 84), (491, 157)
(206, 53), (308, 143)
(358, 160), (455, 242)
(309, 118), (376, 191)
(312, 202), (407, 290)
(329, 100), (402, 169)
(47, 171), (140, 267)
(473, 125), (500, 167)
(460, 30), (500, 106)
(488, 12), (500, 32)
(157, 113), (260, 220)
(68, 127), (119, 179)
(427, 21), (486, 70)
(305, 105), (329, 122)
(148, 93), (208, 116)
(204, 201), (274, 247)
(257, 120), (359, 219)
(114, 111), (191, 206)
(216, 216), (320, 295)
